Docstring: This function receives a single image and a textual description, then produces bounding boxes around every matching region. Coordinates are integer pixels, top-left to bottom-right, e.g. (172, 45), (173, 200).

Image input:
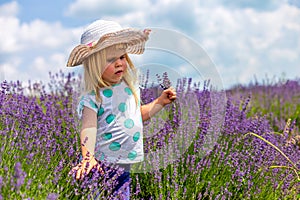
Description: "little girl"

(67, 19), (176, 199)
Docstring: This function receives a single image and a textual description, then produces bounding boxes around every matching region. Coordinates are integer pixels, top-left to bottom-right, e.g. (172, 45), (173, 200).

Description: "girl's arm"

(71, 107), (103, 179)
(80, 107), (97, 157)
(141, 87), (176, 121)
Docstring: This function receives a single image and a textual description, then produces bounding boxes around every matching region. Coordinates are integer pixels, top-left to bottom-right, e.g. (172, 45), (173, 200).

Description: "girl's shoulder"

(79, 90), (97, 101)
(77, 90), (101, 118)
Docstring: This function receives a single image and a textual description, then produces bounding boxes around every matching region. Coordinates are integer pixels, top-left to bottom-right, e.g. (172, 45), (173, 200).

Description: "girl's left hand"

(158, 87), (177, 106)
(69, 154), (104, 180)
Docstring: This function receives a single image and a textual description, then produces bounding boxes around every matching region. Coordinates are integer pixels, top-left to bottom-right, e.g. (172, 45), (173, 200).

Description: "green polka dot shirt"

(77, 81), (143, 164)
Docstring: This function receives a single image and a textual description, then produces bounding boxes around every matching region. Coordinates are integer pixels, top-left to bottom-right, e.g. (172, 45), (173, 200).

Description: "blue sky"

(0, 0), (299, 89)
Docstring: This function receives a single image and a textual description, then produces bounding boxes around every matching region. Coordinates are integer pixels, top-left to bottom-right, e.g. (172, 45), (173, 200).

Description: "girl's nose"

(115, 58), (122, 66)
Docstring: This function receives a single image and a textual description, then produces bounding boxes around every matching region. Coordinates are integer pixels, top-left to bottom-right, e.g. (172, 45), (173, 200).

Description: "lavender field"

(0, 71), (299, 199)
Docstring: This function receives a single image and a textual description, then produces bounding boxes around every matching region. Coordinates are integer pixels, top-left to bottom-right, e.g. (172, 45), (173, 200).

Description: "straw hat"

(67, 20), (150, 67)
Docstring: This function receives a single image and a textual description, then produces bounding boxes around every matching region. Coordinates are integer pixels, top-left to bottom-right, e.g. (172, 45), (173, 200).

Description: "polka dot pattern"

(109, 142), (121, 151)
(97, 106), (104, 116)
(89, 99), (98, 109)
(103, 89), (113, 97)
(133, 132), (140, 142)
(124, 119), (134, 129)
(78, 101), (84, 114)
(100, 152), (105, 160)
(106, 114), (116, 124)
(124, 87), (132, 95)
(128, 150), (137, 160)
(102, 133), (112, 140)
(118, 102), (127, 112)
(78, 81), (143, 163)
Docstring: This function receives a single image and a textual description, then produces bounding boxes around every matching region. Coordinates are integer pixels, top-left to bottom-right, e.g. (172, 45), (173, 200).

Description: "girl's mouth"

(115, 70), (123, 75)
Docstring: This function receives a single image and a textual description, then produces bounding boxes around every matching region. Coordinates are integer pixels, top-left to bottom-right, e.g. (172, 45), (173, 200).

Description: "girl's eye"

(107, 58), (115, 63)
(107, 55), (125, 63)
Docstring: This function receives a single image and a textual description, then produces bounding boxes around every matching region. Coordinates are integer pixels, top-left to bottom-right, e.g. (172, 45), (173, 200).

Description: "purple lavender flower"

(1, 71), (300, 199)
(46, 193), (59, 200)
(14, 162), (26, 190)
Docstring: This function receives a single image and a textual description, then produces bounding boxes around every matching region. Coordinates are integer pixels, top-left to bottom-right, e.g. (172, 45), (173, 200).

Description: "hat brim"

(67, 28), (149, 67)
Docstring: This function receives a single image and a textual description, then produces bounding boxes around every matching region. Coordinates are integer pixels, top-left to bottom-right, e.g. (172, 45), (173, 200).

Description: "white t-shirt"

(77, 80), (144, 164)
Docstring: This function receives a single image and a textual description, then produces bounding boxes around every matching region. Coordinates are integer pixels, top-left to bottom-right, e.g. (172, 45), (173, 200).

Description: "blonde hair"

(82, 46), (139, 105)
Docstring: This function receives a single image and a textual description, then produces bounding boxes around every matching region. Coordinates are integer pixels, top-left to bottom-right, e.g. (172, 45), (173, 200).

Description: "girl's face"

(102, 46), (128, 85)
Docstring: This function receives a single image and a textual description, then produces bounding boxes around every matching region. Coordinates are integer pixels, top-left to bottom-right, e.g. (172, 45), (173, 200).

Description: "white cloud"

(65, 0), (151, 19)
(0, 17), (21, 53)
(0, 1), (81, 84)
(0, 1), (21, 53)
(270, 49), (298, 61)
(0, 1), (18, 17)
(1, 56), (21, 81)
(191, 3), (300, 87)
(0, 0), (300, 90)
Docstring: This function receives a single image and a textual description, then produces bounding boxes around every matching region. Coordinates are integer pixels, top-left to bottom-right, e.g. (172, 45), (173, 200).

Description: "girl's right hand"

(69, 154), (104, 180)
